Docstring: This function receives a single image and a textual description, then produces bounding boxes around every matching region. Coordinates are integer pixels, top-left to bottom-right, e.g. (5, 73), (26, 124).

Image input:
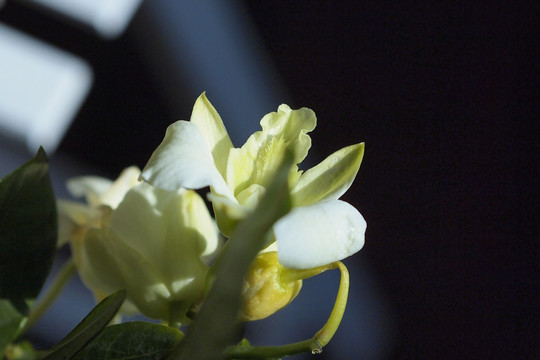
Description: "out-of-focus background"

(0, 1), (536, 359)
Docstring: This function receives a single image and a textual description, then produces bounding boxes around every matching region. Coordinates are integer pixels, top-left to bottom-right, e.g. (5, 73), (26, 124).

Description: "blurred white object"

(23, 0), (143, 39)
(0, 23), (92, 154)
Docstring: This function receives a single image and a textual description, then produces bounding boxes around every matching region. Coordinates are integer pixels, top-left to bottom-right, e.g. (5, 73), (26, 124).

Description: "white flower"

(58, 167), (219, 322)
(141, 93), (366, 269)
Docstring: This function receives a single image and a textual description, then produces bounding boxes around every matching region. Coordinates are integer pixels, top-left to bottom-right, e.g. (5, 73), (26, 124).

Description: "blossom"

(58, 167), (219, 322)
(141, 93), (366, 270)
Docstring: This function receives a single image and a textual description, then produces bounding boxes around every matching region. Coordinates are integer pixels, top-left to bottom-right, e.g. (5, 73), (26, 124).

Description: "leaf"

(167, 150), (294, 360)
(0, 147), (57, 300)
(0, 148), (57, 355)
(41, 290), (126, 360)
(72, 322), (184, 360)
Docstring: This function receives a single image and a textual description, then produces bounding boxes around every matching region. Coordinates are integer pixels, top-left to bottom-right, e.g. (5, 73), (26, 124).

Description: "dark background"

(240, 3), (536, 359)
(1, 1), (537, 359)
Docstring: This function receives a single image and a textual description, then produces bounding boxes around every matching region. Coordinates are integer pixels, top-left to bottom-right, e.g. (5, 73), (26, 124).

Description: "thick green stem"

(21, 258), (76, 333)
(223, 261), (349, 358)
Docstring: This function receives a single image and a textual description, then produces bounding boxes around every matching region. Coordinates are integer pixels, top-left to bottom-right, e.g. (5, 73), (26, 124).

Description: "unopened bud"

(240, 252), (302, 321)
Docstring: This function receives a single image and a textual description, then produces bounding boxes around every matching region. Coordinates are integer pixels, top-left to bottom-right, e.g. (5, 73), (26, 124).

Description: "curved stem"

(314, 261), (349, 346)
(21, 258), (76, 333)
(223, 261), (349, 358)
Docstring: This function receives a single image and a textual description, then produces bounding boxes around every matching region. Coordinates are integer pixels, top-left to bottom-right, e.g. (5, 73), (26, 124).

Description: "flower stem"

(22, 258), (76, 333)
(223, 338), (322, 359)
(314, 261), (349, 346)
(280, 262), (334, 283)
(223, 261), (349, 358)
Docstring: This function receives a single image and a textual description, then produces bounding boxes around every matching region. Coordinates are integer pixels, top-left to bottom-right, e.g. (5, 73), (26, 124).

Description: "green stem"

(223, 261), (349, 358)
(21, 258), (76, 333)
(314, 261), (349, 346)
(223, 338), (322, 359)
(280, 262), (334, 283)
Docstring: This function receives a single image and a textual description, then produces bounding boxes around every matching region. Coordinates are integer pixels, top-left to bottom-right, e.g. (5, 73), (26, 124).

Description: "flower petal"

(227, 105), (316, 193)
(66, 176), (112, 207)
(111, 184), (219, 264)
(71, 228), (128, 304)
(66, 166), (140, 208)
(274, 200), (366, 269)
(99, 166), (141, 208)
(110, 184), (166, 266)
(162, 188), (220, 258)
(140, 120), (234, 199)
(110, 187), (212, 318)
(259, 104), (316, 166)
(207, 192), (249, 237)
(190, 93), (234, 177)
(56, 199), (103, 246)
(160, 190), (212, 303)
(83, 228), (173, 320)
(292, 143), (364, 206)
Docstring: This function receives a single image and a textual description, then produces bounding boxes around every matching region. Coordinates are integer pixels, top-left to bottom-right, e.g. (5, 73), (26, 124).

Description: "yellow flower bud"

(240, 252), (302, 321)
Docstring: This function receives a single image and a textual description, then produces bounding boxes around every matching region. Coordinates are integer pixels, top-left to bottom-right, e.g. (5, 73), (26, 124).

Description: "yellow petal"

(226, 105), (316, 194)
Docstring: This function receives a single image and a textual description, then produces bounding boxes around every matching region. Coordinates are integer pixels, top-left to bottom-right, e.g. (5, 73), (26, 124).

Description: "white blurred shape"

(0, 23), (93, 154)
(27, 0), (143, 39)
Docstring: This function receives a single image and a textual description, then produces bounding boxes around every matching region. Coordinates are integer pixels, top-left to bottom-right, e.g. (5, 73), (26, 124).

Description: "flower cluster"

(59, 92), (366, 325)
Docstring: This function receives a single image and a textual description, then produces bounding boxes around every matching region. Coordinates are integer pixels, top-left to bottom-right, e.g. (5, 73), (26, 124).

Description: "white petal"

(190, 93), (233, 176)
(140, 120), (234, 199)
(56, 199), (101, 246)
(66, 176), (112, 207)
(66, 166), (140, 208)
(274, 200), (366, 269)
(98, 166), (140, 208)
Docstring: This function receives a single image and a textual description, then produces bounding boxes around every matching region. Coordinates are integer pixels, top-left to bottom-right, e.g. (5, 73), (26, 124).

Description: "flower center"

(236, 184), (266, 210)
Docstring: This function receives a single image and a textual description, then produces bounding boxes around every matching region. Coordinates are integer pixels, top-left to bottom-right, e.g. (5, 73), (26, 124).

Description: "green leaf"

(0, 148), (57, 356)
(167, 150), (294, 360)
(72, 322), (184, 360)
(41, 290), (126, 360)
(0, 147), (57, 300)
